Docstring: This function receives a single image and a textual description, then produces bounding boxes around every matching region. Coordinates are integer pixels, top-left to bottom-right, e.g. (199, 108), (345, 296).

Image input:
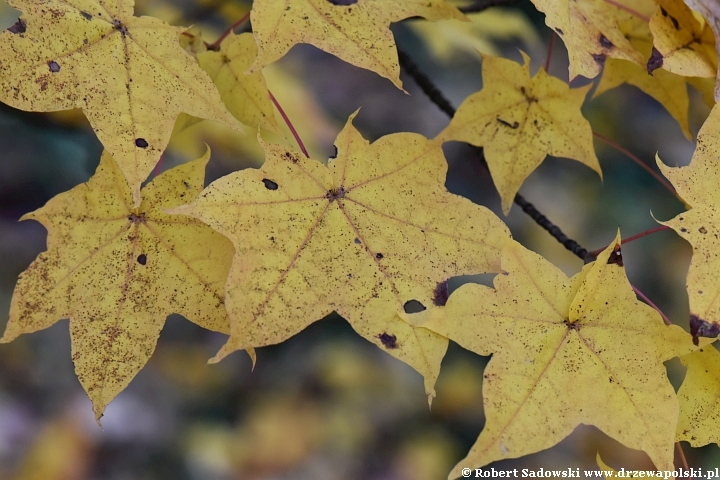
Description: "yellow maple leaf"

(1, 150), (239, 421)
(648, 0), (717, 78)
(658, 104), (720, 345)
(248, 0), (465, 89)
(195, 32), (280, 134)
(418, 235), (693, 475)
(173, 112), (510, 399)
(595, 8), (693, 139)
(0, 0), (241, 203)
(530, 0), (645, 80)
(676, 344), (720, 446)
(435, 53), (601, 215)
(683, 0), (720, 100)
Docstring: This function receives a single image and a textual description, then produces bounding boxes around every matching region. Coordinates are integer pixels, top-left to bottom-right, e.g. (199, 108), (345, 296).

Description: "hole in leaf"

(135, 138), (148, 148)
(354, 238), (361, 245)
(403, 300), (426, 314)
(137, 254), (147, 265)
(48, 61), (60, 73)
(262, 179), (278, 190)
(607, 245), (623, 267)
(327, 0), (358, 4)
(80, 11), (92, 20)
(8, 19), (26, 34)
(375, 253), (383, 259)
(378, 332), (398, 349)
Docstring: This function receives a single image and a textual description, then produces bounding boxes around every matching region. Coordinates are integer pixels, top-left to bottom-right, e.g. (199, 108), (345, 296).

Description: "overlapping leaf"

(530, 0), (645, 79)
(1, 151), (238, 421)
(173, 112), (510, 398)
(418, 235), (692, 475)
(195, 32), (280, 134)
(677, 344), (720, 446)
(658, 103), (720, 344)
(0, 0), (241, 203)
(683, 0), (720, 100)
(595, 2), (693, 138)
(436, 53), (600, 215)
(248, 0), (465, 89)
(648, 0), (716, 78)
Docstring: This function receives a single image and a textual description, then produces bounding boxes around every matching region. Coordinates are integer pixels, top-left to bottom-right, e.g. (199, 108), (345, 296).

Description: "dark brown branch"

(397, 48), (594, 263)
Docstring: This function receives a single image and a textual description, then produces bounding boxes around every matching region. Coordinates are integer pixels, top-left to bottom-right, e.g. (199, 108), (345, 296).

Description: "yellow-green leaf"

(248, 0), (465, 89)
(196, 32), (280, 134)
(530, 0), (645, 80)
(1, 150), (238, 421)
(594, 7), (693, 139)
(173, 112), (510, 399)
(436, 53), (600, 215)
(649, 0), (716, 78)
(0, 0), (241, 203)
(658, 103), (720, 344)
(419, 235), (693, 475)
(677, 344), (720, 446)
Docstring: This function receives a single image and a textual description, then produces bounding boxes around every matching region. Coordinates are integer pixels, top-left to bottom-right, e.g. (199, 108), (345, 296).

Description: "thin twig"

(676, 442), (690, 470)
(268, 90), (310, 158)
(604, 0), (651, 22)
(589, 225), (670, 257)
(397, 47), (592, 262)
(544, 32), (555, 73)
(208, 12), (250, 51)
(632, 285), (672, 325)
(593, 132), (677, 196)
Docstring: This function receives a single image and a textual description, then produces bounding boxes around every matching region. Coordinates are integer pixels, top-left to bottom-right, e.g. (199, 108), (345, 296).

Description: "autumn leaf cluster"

(2, 0), (720, 476)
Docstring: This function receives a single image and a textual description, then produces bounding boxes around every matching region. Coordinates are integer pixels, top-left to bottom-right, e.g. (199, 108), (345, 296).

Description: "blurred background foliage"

(0, 0), (718, 478)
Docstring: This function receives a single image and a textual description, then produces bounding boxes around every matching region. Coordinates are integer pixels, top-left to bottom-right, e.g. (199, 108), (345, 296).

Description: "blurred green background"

(0, 0), (718, 478)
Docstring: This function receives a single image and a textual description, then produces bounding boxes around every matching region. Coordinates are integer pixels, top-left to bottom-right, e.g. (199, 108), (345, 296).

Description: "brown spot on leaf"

(592, 53), (607, 65)
(699, 226), (707, 234)
(325, 187), (346, 201)
(48, 61), (60, 73)
(7, 18), (26, 34)
(135, 138), (148, 148)
(690, 314), (720, 345)
(647, 47), (664, 74)
(496, 117), (519, 129)
(599, 34), (614, 49)
(433, 280), (449, 306)
(403, 300), (426, 314)
(137, 254), (147, 265)
(607, 244), (623, 266)
(378, 332), (398, 349)
(262, 179), (279, 190)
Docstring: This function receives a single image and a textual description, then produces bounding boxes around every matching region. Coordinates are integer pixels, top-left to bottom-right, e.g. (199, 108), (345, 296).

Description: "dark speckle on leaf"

(262, 179), (279, 190)
(135, 138), (148, 148)
(8, 18), (26, 34)
(497, 117), (519, 129)
(378, 332), (398, 349)
(403, 300), (426, 314)
(137, 254), (147, 265)
(48, 61), (60, 73)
